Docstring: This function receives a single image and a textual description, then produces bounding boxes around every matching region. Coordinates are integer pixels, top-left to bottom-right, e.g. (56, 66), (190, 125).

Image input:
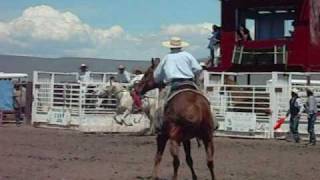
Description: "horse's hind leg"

(203, 136), (216, 180)
(152, 135), (168, 180)
(183, 140), (197, 180)
(170, 139), (180, 180)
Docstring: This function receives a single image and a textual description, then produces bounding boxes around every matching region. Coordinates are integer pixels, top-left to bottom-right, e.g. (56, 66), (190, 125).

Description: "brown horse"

(134, 59), (216, 180)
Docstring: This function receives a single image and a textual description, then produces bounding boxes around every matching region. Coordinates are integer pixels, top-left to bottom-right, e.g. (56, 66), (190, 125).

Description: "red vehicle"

(212, 0), (320, 72)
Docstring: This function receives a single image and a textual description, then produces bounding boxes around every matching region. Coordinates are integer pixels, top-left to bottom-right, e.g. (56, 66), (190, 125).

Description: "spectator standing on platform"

(208, 24), (221, 67)
(236, 24), (252, 43)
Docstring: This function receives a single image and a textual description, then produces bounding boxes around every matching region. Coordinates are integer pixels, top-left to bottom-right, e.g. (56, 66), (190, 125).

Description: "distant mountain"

(0, 54), (151, 80)
(0, 54), (208, 81)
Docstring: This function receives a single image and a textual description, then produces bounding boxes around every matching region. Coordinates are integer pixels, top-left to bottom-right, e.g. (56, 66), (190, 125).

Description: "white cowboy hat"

(291, 88), (299, 94)
(118, 64), (125, 69)
(162, 37), (189, 48)
(80, 64), (88, 68)
(200, 62), (207, 67)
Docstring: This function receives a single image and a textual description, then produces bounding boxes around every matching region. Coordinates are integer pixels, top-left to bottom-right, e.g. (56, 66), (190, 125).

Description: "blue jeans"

(308, 113), (317, 143)
(289, 114), (300, 142)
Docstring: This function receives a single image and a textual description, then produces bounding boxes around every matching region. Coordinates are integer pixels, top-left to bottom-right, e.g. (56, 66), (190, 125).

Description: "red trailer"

(212, 0), (320, 72)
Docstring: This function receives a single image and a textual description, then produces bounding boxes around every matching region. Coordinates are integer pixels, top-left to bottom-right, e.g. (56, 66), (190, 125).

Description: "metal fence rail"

(32, 71), (152, 133)
(32, 71), (320, 136)
(204, 72), (320, 139)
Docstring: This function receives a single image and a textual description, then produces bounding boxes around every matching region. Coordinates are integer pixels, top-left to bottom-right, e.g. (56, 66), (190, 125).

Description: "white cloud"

(161, 23), (213, 36)
(1, 5), (124, 43)
(0, 5), (214, 60)
(0, 22), (10, 40)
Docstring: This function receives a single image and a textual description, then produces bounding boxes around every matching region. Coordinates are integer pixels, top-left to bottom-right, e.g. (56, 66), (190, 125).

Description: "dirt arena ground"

(0, 125), (320, 180)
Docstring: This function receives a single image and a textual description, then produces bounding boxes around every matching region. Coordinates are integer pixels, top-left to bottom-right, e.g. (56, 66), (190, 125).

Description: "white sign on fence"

(225, 112), (256, 132)
(47, 108), (71, 126)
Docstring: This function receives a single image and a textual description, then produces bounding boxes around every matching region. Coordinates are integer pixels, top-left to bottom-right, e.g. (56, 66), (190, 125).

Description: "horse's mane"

(110, 81), (127, 90)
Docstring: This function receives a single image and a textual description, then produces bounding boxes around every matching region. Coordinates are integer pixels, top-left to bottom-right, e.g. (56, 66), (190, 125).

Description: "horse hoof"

(122, 121), (133, 126)
(135, 129), (149, 136)
(113, 116), (123, 125)
(145, 131), (155, 136)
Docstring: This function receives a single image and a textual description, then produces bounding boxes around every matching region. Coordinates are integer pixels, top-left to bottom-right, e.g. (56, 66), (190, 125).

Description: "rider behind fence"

(129, 69), (144, 113)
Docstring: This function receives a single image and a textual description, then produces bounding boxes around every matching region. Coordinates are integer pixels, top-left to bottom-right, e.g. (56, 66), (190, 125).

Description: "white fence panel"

(205, 83), (272, 138)
(32, 71), (150, 133)
(204, 72), (320, 139)
(33, 71), (320, 136)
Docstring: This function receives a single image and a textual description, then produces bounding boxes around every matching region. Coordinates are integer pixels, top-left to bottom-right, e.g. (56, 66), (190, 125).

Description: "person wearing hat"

(286, 88), (304, 143)
(78, 64), (91, 82)
(129, 68), (144, 113)
(198, 62), (208, 88)
(153, 37), (203, 132)
(305, 88), (318, 145)
(208, 24), (221, 67)
(154, 37), (202, 85)
(117, 64), (131, 83)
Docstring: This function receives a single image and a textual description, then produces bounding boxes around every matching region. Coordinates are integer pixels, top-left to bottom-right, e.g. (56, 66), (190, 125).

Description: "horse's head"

(95, 79), (125, 98)
(94, 84), (108, 98)
(135, 58), (160, 95)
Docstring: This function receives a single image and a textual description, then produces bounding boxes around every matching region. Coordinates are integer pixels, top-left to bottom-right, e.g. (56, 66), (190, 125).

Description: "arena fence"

(204, 72), (320, 139)
(32, 71), (150, 133)
(32, 71), (320, 138)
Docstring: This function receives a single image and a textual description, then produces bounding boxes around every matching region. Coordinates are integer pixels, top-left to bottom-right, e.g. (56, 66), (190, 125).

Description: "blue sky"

(0, 0), (221, 60)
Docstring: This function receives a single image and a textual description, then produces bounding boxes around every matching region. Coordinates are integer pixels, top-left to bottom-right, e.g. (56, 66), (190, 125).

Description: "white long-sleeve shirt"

(78, 71), (91, 83)
(153, 51), (202, 84)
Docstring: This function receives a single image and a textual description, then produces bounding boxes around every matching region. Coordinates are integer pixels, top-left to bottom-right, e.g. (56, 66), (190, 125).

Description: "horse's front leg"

(203, 136), (216, 180)
(152, 135), (168, 180)
(145, 107), (156, 135)
(142, 112), (154, 135)
(96, 98), (103, 108)
(121, 109), (133, 126)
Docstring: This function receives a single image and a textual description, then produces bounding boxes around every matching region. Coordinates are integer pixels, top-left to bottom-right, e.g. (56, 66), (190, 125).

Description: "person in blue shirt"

(153, 37), (202, 133)
(154, 37), (202, 86)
